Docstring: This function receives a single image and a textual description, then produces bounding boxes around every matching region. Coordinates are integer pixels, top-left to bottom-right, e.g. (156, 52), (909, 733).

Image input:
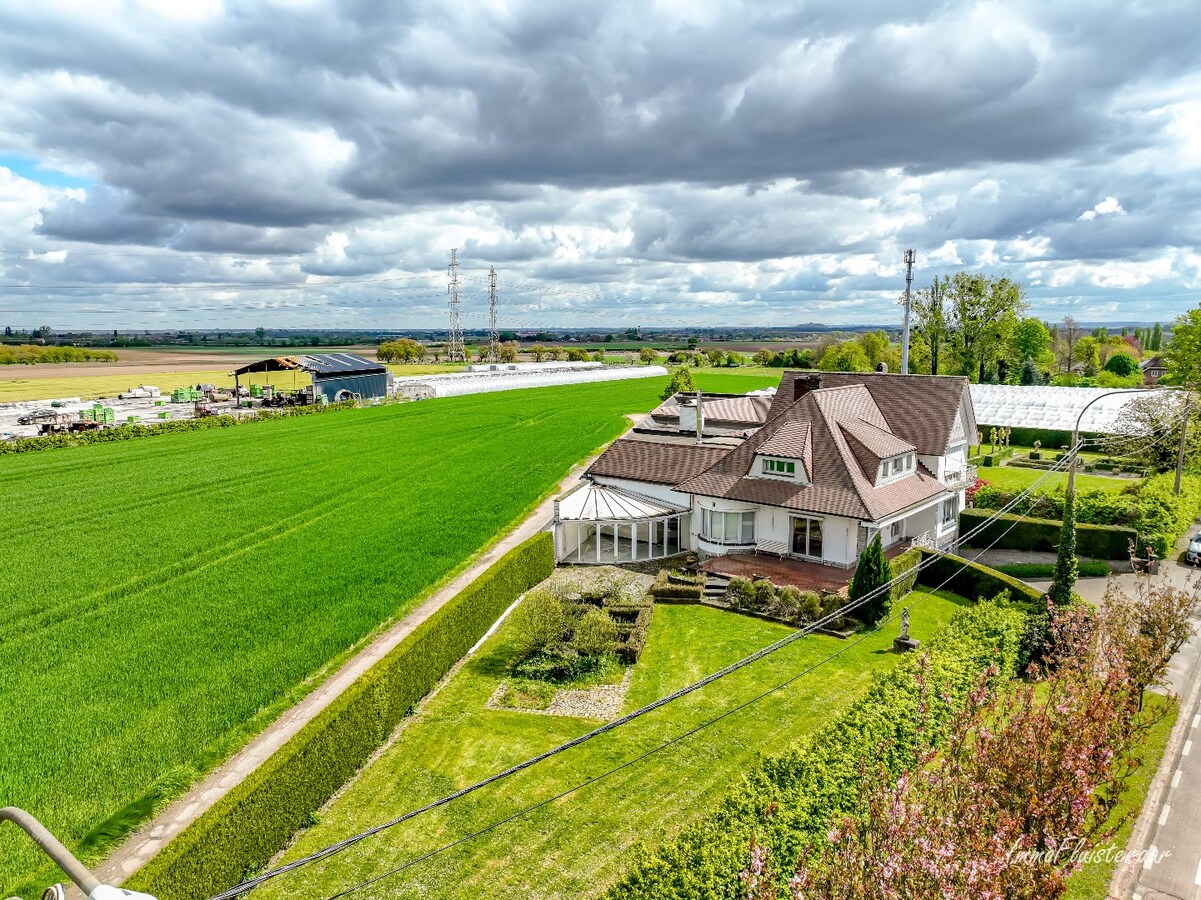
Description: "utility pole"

(487, 265), (499, 363)
(446, 248), (464, 363)
(900, 249), (915, 375)
(1176, 391), (1193, 496)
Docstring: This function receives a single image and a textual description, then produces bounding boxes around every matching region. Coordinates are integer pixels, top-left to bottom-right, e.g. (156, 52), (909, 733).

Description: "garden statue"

(1033, 439), (1041, 450)
(989, 427), (998, 452)
(893, 606), (921, 653)
(1005, 427), (1012, 447)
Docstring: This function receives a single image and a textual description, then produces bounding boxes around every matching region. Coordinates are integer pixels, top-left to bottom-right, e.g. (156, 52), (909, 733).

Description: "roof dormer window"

(878, 452), (916, 486)
(763, 458), (795, 476)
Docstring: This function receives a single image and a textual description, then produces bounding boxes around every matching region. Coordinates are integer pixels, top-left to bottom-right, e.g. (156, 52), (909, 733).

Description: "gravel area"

(487, 669), (634, 721)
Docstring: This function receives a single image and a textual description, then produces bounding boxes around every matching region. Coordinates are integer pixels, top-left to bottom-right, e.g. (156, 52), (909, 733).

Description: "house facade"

(553, 371), (978, 567)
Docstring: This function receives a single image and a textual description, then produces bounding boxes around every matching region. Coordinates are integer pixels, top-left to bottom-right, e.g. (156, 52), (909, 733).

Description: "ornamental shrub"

(849, 534), (890, 623)
(511, 589), (566, 657)
(726, 577), (755, 609)
(752, 579), (777, 611)
(573, 607), (619, 657)
(648, 570), (704, 601)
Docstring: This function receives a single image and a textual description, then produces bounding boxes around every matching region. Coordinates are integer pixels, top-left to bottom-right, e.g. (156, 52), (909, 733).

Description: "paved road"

(1045, 537), (1201, 900)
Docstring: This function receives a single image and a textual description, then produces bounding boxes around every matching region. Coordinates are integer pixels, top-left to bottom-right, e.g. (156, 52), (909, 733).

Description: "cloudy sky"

(0, 0), (1199, 331)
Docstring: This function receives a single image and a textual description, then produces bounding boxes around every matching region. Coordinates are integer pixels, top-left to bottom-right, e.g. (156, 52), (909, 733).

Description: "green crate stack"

(78, 409), (94, 422)
(158, 411), (171, 419)
(102, 408), (115, 425)
(127, 415), (141, 424)
(250, 384), (263, 398)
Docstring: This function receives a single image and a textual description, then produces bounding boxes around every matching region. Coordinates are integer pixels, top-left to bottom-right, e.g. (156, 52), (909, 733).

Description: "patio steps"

(703, 572), (730, 601)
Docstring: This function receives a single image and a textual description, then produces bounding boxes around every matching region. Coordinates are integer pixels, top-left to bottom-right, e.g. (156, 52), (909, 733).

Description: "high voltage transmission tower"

(487, 265), (500, 362)
(446, 248), (464, 363)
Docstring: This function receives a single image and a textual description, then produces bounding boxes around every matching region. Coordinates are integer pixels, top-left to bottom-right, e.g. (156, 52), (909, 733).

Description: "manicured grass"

(977, 465), (1136, 494)
(256, 589), (970, 900)
(1064, 693), (1179, 900)
(0, 372), (771, 894)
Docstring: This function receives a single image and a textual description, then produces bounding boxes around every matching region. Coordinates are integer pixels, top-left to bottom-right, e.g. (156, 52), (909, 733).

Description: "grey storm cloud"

(0, 0), (1198, 327)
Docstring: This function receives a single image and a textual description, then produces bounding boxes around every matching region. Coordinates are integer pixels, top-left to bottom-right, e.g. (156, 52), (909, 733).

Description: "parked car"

(1188, 532), (1201, 565)
(17, 409), (57, 425)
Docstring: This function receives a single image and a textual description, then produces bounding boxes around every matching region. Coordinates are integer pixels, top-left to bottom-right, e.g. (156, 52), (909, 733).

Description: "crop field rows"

(0, 372), (773, 895)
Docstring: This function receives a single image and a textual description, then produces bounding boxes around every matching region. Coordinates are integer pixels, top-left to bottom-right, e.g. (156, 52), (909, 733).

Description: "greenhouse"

(393, 364), (668, 399)
(968, 384), (1151, 434)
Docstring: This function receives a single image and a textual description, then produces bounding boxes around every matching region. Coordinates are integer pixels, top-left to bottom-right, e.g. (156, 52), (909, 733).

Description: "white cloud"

(1078, 196), (1125, 221)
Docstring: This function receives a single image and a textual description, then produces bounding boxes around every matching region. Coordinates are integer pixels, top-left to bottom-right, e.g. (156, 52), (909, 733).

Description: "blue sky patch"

(0, 154), (93, 189)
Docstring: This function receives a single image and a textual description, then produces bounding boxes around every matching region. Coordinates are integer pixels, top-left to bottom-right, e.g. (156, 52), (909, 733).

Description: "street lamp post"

(1, 807), (157, 900)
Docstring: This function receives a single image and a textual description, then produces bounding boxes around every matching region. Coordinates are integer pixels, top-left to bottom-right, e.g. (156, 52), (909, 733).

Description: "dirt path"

(84, 455), (601, 893)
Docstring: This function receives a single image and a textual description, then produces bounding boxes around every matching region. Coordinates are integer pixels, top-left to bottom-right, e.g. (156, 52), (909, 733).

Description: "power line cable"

(205, 452), (1077, 900)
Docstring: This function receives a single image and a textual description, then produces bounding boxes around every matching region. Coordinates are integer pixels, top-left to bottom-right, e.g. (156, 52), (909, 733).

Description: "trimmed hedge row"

(889, 547), (922, 603)
(957, 507), (1137, 560)
(649, 570), (704, 601)
(976, 425), (1103, 449)
(0, 400), (358, 455)
(994, 560), (1111, 579)
(128, 531), (555, 899)
(606, 598), (1029, 899)
(914, 549), (1044, 606)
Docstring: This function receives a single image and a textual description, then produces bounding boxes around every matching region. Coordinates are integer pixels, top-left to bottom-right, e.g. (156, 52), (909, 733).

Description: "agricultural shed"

(393, 365), (668, 400)
(229, 353), (389, 402)
(968, 383), (1149, 434)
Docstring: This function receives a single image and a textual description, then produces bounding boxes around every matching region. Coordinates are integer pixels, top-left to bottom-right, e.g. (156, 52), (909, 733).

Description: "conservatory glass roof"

(969, 384), (1151, 434)
(556, 480), (687, 522)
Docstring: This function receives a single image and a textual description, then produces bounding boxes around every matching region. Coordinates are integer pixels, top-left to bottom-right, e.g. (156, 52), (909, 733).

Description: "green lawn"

(257, 589), (970, 900)
(0, 371), (772, 895)
(977, 465), (1136, 494)
(1064, 693), (1179, 900)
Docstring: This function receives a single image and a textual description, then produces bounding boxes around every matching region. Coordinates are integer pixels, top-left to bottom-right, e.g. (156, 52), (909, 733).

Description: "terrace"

(699, 541), (919, 593)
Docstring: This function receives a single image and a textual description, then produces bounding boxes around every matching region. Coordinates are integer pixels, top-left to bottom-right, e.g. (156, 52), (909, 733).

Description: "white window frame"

(940, 495), (960, 527)
(701, 508), (756, 545)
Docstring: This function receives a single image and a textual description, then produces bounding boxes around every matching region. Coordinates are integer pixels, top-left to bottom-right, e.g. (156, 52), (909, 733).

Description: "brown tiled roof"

(648, 394), (771, 426)
(587, 438), (732, 486)
(769, 371), (973, 455)
(840, 417), (914, 458)
(680, 384), (947, 521)
(759, 421), (811, 461)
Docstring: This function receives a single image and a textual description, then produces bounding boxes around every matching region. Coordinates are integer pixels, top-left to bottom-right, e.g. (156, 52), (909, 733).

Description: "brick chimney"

(792, 373), (822, 401)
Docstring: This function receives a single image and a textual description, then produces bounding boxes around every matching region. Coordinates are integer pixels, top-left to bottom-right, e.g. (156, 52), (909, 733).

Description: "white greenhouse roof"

(556, 480), (687, 522)
(394, 364), (667, 398)
(969, 384), (1152, 434)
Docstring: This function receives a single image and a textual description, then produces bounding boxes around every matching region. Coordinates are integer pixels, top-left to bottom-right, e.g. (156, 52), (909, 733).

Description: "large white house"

(553, 371), (979, 567)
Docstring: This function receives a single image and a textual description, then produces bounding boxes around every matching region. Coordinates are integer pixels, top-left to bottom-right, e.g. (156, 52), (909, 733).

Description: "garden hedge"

(957, 508), (1138, 560)
(649, 570), (704, 601)
(128, 531), (555, 899)
(0, 400), (358, 455)
(974, 425), (1103, 450)
(606, 598), (1028, 899)
(888, 547), (922, 603)
(914, 549), (1044, 607)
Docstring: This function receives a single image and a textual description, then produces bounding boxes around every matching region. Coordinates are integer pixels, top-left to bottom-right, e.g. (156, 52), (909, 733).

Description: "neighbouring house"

(1142, 355), (1168, 385)
(553, 371), (979, 567)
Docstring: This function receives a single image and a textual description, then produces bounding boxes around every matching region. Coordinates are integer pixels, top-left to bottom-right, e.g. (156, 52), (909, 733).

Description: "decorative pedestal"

(893, 605), (920, 653)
